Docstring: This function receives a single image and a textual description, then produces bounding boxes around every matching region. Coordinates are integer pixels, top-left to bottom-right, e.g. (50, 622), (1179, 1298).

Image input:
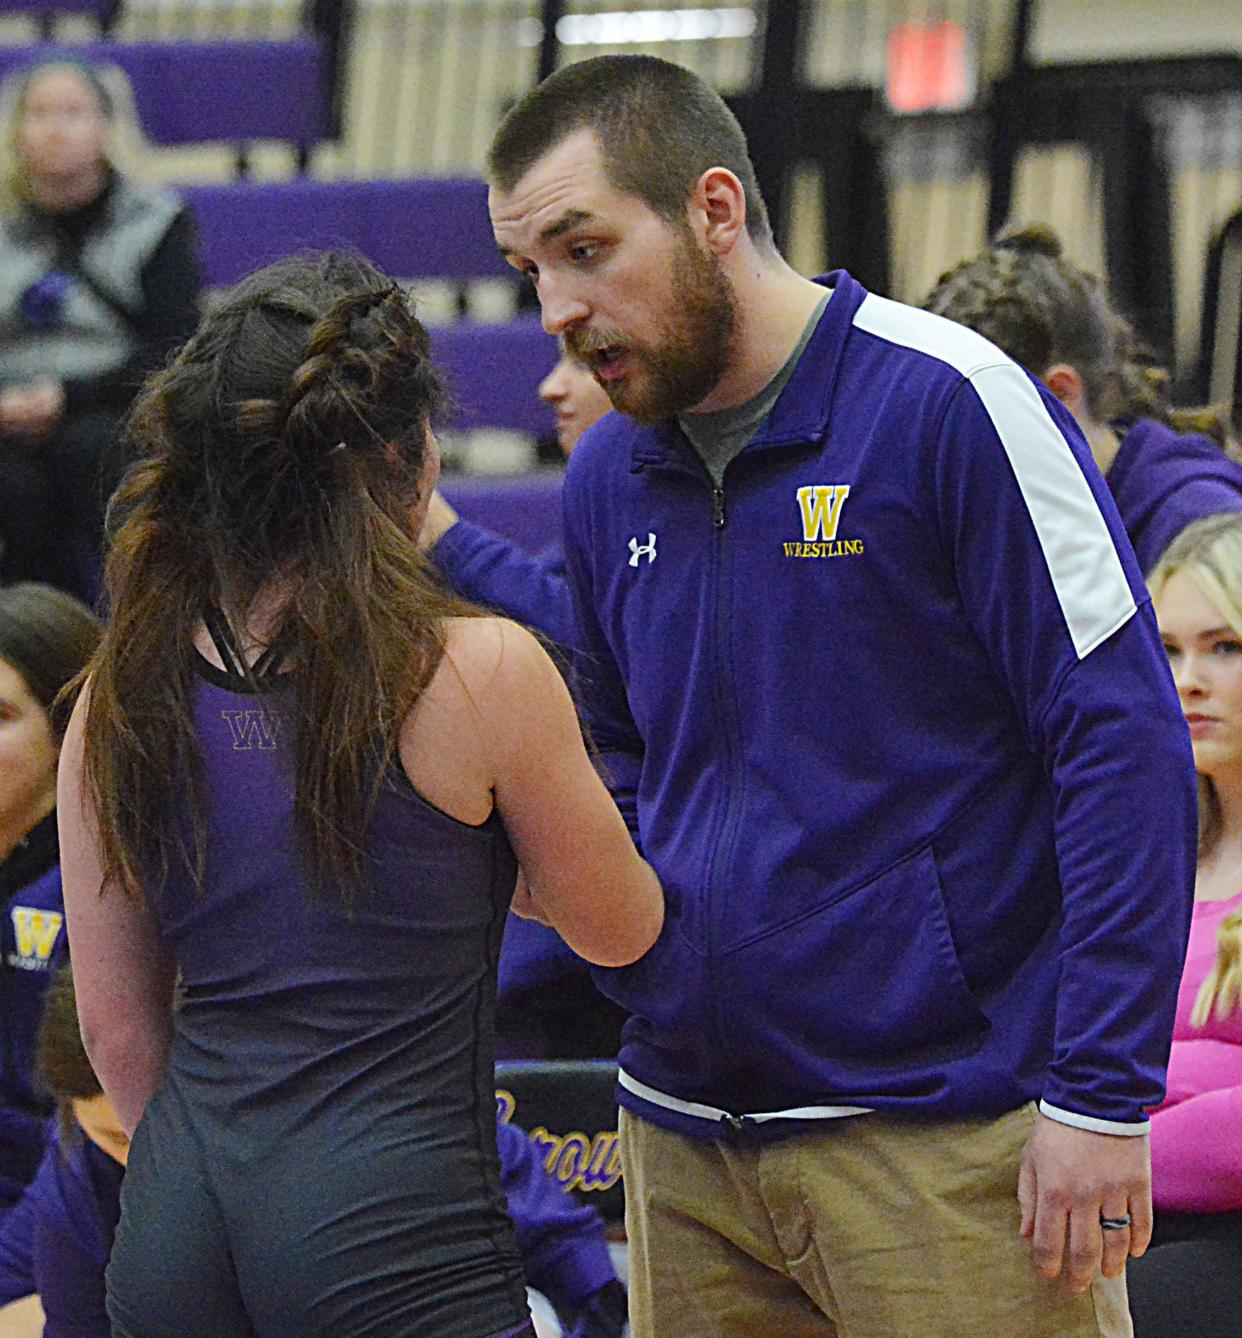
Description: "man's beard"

(568, 231), (737, 425)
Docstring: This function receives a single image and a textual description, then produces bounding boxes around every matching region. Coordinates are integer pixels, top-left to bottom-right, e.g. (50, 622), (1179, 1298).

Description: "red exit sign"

(887, 22), (974, 113)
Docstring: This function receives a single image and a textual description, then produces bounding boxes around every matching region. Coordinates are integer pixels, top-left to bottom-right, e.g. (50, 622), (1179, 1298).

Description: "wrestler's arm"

(477, 621), (662, 967)
(56, 690), (176, 1138)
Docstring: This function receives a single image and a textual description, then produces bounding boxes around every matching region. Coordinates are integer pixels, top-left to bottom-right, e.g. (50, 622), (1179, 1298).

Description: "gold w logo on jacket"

(796, 485), (851, 541)
(10, 907), (63, 963)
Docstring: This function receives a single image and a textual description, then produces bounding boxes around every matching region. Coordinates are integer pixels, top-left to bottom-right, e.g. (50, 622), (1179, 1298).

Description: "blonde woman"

(0, 58), (201, 592)
(1133, 512), (1242, 1337)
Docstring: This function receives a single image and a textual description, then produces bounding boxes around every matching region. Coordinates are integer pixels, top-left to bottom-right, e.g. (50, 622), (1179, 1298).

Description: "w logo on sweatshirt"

(221, 709), (281, 751)
(796, 485), (851, 541)
(9, 907), (63, 970)
(784, 484), (864, 560)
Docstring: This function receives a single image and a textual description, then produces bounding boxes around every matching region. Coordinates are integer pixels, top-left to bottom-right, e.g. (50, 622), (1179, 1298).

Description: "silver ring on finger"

(1099, 1215), (1132, 1231)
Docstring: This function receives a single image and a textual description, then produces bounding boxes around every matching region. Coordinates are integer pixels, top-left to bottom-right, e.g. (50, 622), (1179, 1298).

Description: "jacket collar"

(630, 269), (867, 473)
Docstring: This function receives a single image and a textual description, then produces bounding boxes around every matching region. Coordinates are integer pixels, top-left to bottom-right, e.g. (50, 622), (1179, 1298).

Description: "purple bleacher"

(441, 470), (564, 557)
(432, 317), (558, 436)
(0, 0), (113, 15)
(183, 178), (556, 438)
(181, 178), (512, 287)
(0, 39), (325, 146)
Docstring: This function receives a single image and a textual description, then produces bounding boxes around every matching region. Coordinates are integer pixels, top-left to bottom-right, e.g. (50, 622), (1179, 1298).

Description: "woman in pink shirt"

(1133, 511), (1242, 1336)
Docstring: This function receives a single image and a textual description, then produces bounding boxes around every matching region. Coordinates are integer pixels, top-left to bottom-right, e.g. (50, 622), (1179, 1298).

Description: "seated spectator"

(0, 59), (202, 593)
(0, 964), (626, 1338)
(0, 584), (98, 1211)
(0, 962), (125, 1338)
(537, 344), (616, 466)
(421, 341), (612, 647)
(422, 342), (626, 1061)
(1128, 511), (1242, 1337)
(497, 1117), (626, 1338)
(923, 225), (1242, 574)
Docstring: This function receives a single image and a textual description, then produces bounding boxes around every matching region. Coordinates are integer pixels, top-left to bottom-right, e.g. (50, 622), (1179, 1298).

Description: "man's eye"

(570, 242), (597, 263)
(1214, 640), (1242, 655)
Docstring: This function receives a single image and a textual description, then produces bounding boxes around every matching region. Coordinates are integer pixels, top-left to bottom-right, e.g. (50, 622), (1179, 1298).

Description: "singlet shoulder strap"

(202, 605), (293, 685)
(252, 624), (295, 679)
(202, 603), (246, 681)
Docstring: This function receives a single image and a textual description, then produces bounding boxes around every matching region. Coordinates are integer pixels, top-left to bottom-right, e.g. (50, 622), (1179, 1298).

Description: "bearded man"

(487, 54), (1195, 1338)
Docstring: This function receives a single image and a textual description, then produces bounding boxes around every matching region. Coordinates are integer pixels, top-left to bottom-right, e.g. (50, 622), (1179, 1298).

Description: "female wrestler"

(58, 252), (661, 1337)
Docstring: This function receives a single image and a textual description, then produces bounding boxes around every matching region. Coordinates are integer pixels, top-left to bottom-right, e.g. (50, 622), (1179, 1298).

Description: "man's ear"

(1042, 362), (1087, 415)
(691, 167), (747, 257)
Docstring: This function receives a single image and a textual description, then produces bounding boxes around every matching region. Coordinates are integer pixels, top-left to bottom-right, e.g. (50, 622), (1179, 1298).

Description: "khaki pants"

(620, 1104), (1132, 1338)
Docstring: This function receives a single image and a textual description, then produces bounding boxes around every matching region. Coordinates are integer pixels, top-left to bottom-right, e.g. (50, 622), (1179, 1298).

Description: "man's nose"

(538, 277), (589, 336)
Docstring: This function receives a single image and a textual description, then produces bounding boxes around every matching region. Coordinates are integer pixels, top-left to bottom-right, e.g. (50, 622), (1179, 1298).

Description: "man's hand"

(1018, 1112), (1152, 1296)
(0, 380), (64, 439)
(419, 489), (459, 550)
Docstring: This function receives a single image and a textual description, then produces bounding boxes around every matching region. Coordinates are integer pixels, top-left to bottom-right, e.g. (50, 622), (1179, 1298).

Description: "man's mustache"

(566, 330), (630, 359)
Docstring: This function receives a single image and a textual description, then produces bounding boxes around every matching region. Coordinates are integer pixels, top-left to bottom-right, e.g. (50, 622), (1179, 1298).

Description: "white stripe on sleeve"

(1038, 1099), (1151, 1137)
(852, 295), (1136, 659)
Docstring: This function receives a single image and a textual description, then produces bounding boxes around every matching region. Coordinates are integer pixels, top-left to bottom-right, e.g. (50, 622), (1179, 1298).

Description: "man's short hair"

(488, 54), (772, 247)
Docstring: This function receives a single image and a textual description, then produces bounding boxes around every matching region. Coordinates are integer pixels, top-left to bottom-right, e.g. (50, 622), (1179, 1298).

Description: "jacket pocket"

(726, 845), (990, 1063)
(592, 901), (706, 1042)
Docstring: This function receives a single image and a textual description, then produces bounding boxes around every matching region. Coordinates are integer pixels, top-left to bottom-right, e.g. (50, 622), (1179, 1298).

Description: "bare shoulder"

(400, 618), (563, 820)
(57, 673), (93, 800)
(436, 616), (559, 707)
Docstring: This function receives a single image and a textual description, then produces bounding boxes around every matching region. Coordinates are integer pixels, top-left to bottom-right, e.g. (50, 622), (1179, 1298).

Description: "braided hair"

(80, 251), (471, 904)
(925, 226), (1238, 449)
(1111, 314), (1238, 452)
(923, 225), (1124, 420)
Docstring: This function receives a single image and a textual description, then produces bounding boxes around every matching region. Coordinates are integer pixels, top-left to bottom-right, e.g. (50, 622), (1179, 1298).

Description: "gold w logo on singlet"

(11, 907), (63, 963)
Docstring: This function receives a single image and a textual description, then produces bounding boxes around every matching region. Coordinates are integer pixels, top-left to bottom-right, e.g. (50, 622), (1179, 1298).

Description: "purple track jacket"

(562, 271), (1197, 1139)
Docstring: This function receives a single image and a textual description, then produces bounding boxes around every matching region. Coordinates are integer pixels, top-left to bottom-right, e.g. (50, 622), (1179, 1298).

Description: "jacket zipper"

(702, 470), (747, 1062)
(712, 487), (726, 529)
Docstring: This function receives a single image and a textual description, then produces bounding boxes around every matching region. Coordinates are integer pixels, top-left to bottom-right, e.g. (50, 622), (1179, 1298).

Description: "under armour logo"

(628, 533), (658, 567)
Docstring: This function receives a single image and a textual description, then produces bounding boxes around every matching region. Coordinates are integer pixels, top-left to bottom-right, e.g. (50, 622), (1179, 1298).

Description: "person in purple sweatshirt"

(0, 584), (99, 1212)
(0, 964), (626, 1338)
(422, 346), (627, 1062)
(487, 54), (1194, 1338)
(924, 226), (1242, 574)
(55, 251), (662, 1337)
(421, 339), (612, 648)
(0, 961), (126, 1338)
